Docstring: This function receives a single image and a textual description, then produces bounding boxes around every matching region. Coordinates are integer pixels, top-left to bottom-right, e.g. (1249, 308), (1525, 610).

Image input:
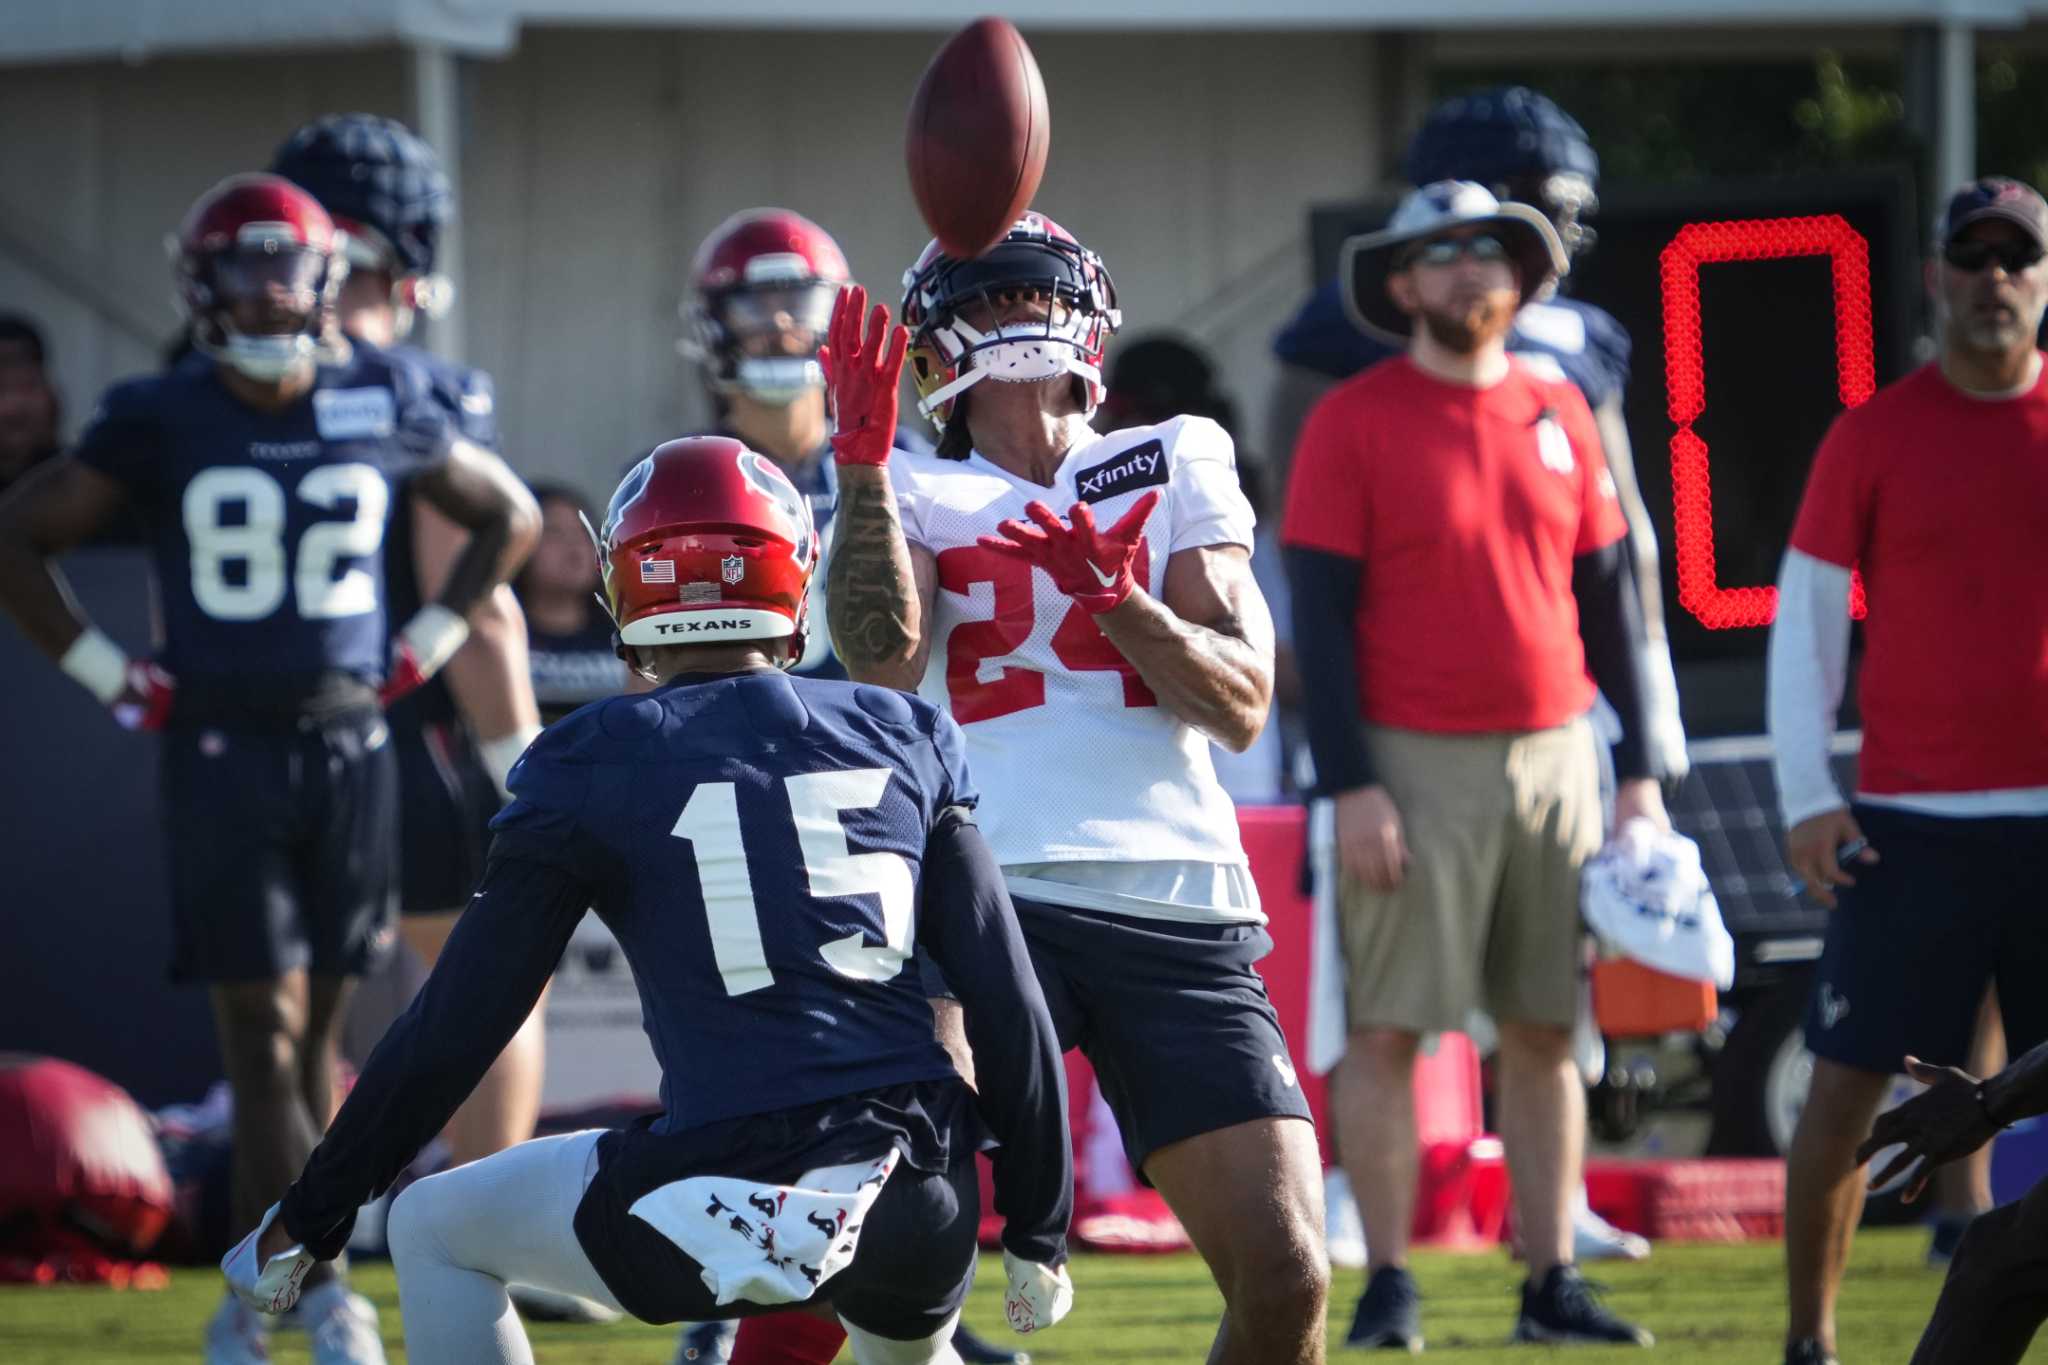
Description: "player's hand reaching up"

(980, 491), (1160, 614)
(1002, 1250), (1074, 1334)
(821, 284), (908, 468)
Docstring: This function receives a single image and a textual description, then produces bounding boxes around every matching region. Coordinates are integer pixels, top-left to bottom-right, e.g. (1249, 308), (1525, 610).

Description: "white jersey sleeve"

(1164, 415), (1257, 553)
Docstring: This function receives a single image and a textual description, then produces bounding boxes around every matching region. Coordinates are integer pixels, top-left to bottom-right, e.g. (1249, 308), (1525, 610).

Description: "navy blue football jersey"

(491, 671), (974, 1129)
(1273, 278), (1633, 410)
(72, 345), (455, 694)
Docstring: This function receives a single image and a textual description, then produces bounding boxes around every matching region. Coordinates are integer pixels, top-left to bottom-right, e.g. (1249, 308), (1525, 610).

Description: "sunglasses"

(1402, 234), (1510, 269)
(1942, 238), (2045, 273)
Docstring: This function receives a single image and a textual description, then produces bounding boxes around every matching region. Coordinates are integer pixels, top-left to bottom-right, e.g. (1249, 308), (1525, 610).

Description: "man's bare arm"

(406, 438), (541, 621)
(826, 464), (936, 690)
(0, 458), (128, 659)
(410, 497), (540, 742)
(1093, 542), (1274, 752)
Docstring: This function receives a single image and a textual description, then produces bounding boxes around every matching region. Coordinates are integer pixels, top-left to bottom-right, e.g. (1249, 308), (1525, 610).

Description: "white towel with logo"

(627, 1147), (899, 1307)
(1581, 819), (1734, 989)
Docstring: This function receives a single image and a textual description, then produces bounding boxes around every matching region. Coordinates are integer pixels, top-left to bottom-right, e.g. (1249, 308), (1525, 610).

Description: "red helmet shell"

(173, 173), (346, 366)
(601, 436), (819, 659)
(684, 209), (851, 402)
(691, 208), (849, 295)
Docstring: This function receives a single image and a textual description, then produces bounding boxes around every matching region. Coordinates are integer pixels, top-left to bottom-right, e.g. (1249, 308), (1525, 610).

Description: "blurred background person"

(1767, 176), (2048, 1365)
(0, 170), (540, 1365)
(672, 209), (925, 681)
(0, 313), (61, 495)
(272, 115), (605, 1327)
(513, 482), (627, 723)
(1269, 86), (1686, 787)
(1285, 181), (1669, 1351)
(1098, 332), (1296, 805)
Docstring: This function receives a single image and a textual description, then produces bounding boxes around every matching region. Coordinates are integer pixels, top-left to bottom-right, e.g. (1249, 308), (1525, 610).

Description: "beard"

(1416, 287), (1519, 354)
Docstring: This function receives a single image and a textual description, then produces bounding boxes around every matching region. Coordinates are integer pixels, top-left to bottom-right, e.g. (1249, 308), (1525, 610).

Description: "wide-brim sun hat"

(1340, 179), (1569, 346)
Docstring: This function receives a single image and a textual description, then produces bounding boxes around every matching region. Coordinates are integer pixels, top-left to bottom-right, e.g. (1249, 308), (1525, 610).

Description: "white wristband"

(400, 604), (471, 676)
(477, 724), (543, 803)
(59, 627), (130, 705)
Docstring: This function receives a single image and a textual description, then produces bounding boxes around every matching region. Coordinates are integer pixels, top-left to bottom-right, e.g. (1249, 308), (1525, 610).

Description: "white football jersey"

(894, 415), (1257, 898)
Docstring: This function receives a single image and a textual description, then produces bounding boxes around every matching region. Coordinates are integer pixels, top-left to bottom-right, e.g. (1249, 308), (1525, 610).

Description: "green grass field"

(4, 1227), (2043, 1363)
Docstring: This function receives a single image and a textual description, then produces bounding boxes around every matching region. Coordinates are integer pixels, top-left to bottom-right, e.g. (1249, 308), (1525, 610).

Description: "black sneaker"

(1784, 1339), (1840, 1365)
(1512, 1265), (1653, 1346)
(1345, 1266), (1423, 1352)
(952, 1322), (1030, 1364)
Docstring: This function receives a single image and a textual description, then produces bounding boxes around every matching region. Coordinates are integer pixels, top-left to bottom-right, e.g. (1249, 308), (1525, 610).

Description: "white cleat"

(1572, 1201), (1652, 1262)
(304, 1287), (389, 1365)
(204, 1292), (272, 1365)
(1323, 1167), (1368, 1270)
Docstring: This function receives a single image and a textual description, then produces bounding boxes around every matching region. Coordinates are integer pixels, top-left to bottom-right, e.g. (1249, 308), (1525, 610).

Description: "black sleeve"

(917, 805), (1071, 1267)
(278, 854), (591, 1258)
(1283, 545), (1375, 794)
(1572, 539), (1655, 782)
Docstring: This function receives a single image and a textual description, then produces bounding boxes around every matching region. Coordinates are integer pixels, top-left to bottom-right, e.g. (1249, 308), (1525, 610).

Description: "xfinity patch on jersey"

(1074, 439), (1168, 505)
(313, 387), (397, 440)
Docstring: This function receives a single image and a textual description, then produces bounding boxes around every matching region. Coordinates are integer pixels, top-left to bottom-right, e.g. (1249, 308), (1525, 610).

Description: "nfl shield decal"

(721, 555), (745, 585)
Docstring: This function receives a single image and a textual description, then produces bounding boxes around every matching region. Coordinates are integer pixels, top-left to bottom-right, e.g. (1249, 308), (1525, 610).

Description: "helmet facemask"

(700, 281), (840, 406)
(903, 230), (1120, 437)
(190, 238), (345, 383)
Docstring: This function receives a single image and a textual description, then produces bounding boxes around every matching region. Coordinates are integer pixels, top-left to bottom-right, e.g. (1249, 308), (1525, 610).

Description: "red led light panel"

(1660, 215), (1873, 628)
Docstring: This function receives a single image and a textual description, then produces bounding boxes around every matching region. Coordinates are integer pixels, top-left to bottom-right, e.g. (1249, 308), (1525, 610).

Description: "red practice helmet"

(683, 208), (850, 405)
(174, 173), (346, 381)
(600, 436), (819, 664)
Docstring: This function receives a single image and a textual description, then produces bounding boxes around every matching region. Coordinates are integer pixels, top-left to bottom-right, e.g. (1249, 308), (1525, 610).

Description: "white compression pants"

(386, 1128), (964, 1365)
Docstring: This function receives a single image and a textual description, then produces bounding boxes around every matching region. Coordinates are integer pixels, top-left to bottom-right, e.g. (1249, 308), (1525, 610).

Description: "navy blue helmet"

(1404, 87), (1600, 257)
(271, 113), (452, 280)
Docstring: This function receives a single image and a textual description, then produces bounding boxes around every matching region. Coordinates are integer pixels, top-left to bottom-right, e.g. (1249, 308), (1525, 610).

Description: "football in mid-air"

(905, 17), (1049, 259)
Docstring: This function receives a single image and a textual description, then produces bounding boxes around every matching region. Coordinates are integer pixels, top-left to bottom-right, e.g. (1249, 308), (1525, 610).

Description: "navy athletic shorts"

(391, 714), (500, 915)
(1804, 804), (2048, 1074)
(1015, 896), (1314, 1179)
(161, 707), (397, 983)
(574, 1080), (981, 1341)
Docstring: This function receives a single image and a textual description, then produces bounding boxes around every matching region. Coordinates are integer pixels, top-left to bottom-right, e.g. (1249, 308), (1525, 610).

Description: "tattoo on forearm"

(827, 475), (920, 670)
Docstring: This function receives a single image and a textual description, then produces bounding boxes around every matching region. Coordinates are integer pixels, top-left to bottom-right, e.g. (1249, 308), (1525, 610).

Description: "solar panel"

(1670, 733), (1861, 969)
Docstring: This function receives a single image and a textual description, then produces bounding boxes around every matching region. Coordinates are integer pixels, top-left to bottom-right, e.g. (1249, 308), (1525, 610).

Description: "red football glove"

(820, 284), (908, 468)
(978, 491), (1161, 614)
(379, 605), (470, 708)
(111, 660), (177, 733)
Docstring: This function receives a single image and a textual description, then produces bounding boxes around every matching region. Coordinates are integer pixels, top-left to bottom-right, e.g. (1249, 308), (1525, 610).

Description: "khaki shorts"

(1339, 719), (1601, 1035)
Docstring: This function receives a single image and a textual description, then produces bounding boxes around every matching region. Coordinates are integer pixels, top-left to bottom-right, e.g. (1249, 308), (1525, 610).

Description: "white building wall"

(2, 28), (1380, 499)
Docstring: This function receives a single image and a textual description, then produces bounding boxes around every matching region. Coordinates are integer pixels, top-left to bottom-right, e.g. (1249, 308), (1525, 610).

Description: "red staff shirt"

(1789, 361), (2048, 794)
(1283, 356), (1627, 734)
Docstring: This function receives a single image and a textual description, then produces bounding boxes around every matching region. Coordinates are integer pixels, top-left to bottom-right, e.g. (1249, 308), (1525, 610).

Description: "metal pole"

(409, 41), (466, 363)
(1934, 20), (1975, 201)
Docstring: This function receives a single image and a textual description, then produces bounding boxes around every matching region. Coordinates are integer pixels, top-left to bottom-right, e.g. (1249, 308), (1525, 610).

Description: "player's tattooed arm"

(0, 458), (126, 658)
(408, 438), (542, 619)
(827, 465), (937, 690)
(1094, 542), (1275, 752)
